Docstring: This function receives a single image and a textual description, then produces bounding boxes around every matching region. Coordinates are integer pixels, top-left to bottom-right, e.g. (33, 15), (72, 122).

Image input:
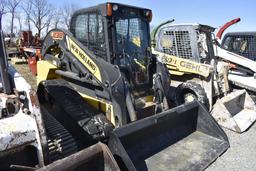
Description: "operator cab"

(222, 32), (256, 61)
(155, 23), (215, 64)
(70, 3), (153, 89)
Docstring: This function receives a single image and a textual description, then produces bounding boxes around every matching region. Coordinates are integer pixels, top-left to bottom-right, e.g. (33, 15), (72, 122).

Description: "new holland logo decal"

(66, 36), (102, 82)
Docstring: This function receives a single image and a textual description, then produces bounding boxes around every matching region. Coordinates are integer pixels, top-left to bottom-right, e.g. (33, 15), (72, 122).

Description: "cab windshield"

(115, 17), (149, 65)
(115, 15), (150, 85)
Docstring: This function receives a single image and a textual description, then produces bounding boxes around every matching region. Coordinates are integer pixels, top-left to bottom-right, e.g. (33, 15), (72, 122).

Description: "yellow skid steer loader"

(35, 3), (229, 170)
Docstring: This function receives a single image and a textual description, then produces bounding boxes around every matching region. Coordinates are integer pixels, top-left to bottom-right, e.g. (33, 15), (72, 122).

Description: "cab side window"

(72, 14), (88, 44)
(98, 15), (105, 46)
(88, 14), (97, 43)
(223, 36), (232, 50)
(71, 12), (107, 59)
(222, 35), (256, 60)
(96, 15), (106, 58)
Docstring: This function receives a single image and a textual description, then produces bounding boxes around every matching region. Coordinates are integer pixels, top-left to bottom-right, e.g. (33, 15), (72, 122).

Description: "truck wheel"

(175, 81), (209, 109)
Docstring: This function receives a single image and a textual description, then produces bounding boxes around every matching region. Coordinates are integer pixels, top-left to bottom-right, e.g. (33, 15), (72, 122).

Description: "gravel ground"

(12, 62), (256, 171)
(207, 123), (256, 171)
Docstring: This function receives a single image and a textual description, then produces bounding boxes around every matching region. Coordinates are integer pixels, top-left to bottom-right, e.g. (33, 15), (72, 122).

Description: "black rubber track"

(40, 106), (78, 163)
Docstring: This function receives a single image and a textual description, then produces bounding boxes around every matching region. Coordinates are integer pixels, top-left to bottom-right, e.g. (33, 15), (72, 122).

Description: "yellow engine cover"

(153, 49), (213, 78)
(36, 60), (60, 85)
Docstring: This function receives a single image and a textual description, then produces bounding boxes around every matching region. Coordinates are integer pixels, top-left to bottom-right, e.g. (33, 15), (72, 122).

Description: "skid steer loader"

(35, 2), (229, 170)
(152, 22), (256, 132)
(215, 18), (256, 94)
(0, 30), (120, 170)
(216, 17), (256, 61)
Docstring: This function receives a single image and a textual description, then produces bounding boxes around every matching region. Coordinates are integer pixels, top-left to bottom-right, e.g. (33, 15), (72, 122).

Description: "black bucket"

(108, 101), (229, 171)
(38, 143), (120, 171)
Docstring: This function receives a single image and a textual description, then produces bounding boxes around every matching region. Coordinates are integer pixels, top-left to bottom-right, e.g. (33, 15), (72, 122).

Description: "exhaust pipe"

(216, 18), (241, 42)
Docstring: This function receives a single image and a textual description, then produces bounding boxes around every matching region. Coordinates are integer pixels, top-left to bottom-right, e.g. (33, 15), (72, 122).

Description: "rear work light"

(146, 10), (152, 22)
(107, 3), (112, 16)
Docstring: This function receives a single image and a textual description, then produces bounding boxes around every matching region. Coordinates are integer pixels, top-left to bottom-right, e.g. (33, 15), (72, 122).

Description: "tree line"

(0, 0), (78, 37)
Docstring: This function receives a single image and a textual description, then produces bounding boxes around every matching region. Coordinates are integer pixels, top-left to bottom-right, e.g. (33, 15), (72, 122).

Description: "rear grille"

(160, 31), (192, 59)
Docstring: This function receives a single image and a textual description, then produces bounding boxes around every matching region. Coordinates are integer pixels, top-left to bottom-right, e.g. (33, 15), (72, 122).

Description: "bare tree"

(6, 0), (21, 35)
(53, 9), (62, 29)
(62, 3), (78, 29)
(45, 11), (54, 33)
(21, 0), (32, 31)
(44, 6), (63, 33)
(15, 12), (22, 32)
(30, 0), (53, 37)
(0, 0), (7, 30)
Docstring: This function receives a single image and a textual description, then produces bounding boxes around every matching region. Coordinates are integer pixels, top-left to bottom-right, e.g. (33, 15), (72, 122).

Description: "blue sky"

(50, 0), (255, 33)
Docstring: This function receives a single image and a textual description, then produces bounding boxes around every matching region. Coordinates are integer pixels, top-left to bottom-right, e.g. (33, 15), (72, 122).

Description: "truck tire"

(175, 81), (209, 109)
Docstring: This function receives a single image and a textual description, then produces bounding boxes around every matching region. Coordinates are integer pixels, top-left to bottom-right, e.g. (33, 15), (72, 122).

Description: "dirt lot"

(12, 62), (256, 171)
(10, 59), (37, 89)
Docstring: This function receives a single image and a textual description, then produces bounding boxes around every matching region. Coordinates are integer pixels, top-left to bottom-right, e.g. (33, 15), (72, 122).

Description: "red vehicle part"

(28, 56), (37, 76)
(20, 31), (33, 47)
(216, 18), (241, 40)
(21, 47), (41, 75)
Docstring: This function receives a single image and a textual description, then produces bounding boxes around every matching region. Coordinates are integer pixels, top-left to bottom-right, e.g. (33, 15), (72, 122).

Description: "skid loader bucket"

(38, 143), (120, 171)
(211, 89), (256, 133)
(108, 101), (229, 171)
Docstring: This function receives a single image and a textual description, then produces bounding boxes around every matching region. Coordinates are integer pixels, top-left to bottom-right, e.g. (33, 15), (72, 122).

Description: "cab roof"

(159, 23), (216, 33)
(72, 2), (151, 17)
(224, 32), (256, 36)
